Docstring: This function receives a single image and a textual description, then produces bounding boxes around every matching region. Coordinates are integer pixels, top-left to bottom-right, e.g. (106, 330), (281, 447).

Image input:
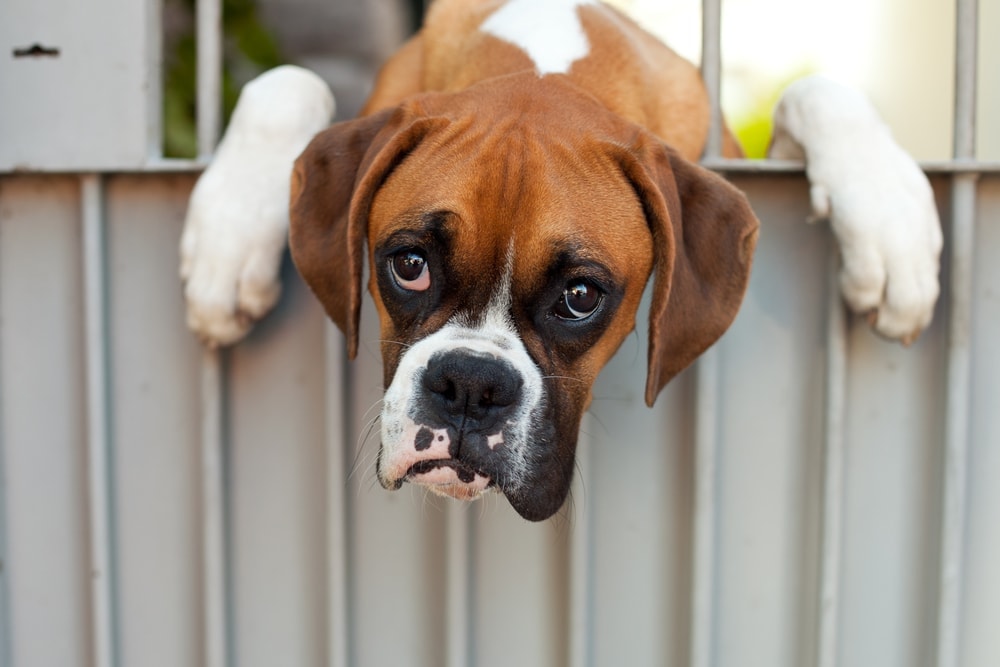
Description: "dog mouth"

(404, 459), (495, 500)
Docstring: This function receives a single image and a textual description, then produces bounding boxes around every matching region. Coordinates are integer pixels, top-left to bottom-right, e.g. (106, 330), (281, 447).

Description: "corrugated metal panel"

(0, 176), (91, 667)
(964, 176), (1000, 667)
(1, 172), (998, 667)
(105, 175), (205, 667)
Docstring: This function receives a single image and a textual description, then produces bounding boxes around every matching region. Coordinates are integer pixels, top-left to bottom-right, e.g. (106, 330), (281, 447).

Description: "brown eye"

(390, 251), (430, 291)
(554, 280), (602, 320)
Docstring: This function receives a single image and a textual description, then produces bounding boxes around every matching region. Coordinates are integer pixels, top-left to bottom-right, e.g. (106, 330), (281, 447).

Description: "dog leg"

(181, 65), (335, 347)
(770, 75), (943, 344)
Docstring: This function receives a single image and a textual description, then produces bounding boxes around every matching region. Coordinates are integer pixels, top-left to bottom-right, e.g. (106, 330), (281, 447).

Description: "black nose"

(422, 349), (523, 421)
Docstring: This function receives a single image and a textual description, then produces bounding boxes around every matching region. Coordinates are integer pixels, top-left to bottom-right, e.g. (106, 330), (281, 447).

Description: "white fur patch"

(481, 0), (598, 76)
(770, 75), (943, 343)
(180, 66), (335, 346)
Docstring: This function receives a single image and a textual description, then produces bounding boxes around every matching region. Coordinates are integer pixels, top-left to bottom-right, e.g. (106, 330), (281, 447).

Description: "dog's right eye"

(554, 280), (603, 321)
(390, 251), (430, 291)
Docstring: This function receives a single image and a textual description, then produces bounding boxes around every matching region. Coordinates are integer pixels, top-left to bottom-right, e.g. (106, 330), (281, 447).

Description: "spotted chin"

(408, 460), (493, 500)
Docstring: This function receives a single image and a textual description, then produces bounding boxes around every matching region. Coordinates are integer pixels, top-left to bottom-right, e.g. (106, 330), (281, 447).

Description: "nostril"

(483, 378), (520, 408)
(424, 367), (449, 397)
(424, 368), (454, 399)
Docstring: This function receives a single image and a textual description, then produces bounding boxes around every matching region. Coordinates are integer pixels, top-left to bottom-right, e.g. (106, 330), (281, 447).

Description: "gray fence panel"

(713, 175), (830, 667)
(105, 175), (204, 667)
(589, 326), (696, 667)
(1, 171), (998, 667)
(0, 177), (91, 667)
(227, 262), (329, 667)
(837, 184), (950, 667)
(965, 177), (1000, 667)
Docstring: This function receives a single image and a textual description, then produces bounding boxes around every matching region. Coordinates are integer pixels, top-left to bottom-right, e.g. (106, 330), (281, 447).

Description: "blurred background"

(163, 0), (1000, 161)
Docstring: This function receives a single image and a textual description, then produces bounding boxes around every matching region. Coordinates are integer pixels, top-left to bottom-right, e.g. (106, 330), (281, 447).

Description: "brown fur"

(290, 0), (759, 410)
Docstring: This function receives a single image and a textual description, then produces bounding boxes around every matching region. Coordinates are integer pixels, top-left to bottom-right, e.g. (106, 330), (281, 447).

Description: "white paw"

(181, 65), (335, 346)
(771, 75), (943, 344)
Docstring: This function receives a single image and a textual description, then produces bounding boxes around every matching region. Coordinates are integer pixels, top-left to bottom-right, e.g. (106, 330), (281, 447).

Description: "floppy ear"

(289, 106), (447, 359)
(618, 134), (760, 406)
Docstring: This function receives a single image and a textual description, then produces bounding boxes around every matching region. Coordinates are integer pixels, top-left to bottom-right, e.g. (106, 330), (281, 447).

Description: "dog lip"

(405, 459), (496, 502)
(406, 459), (484, 484)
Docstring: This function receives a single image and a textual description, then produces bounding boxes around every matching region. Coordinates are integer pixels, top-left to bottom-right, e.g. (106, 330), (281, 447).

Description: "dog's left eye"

(390, 250), (430, 291)
(554, 280), (603, 320)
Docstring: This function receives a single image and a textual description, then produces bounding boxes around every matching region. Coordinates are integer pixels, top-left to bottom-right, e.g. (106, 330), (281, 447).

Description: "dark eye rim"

(553, 280), (605, 321)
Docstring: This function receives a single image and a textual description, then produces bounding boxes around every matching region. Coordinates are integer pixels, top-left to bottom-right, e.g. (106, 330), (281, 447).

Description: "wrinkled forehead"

(367, 131), (651, 284)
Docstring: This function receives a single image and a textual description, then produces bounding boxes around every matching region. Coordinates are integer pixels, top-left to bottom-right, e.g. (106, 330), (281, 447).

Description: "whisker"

(587, 394), (632, 405)
(376, 339), (413, 350)
(571, 456), (588, 519)
(353, 401), (384, 477)
(540, 374), (586, 384)
(359, 397), (384, 425)
(351, 450), (378, 491)
(583, 409), (611, 439)
(349, 414), (382, 482)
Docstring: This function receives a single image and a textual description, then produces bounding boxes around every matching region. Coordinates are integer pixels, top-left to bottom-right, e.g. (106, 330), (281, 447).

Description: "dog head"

(289, 74), (758, 521)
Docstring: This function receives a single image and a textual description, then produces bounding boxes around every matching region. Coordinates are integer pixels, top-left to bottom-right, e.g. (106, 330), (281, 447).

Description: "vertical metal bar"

(196, 2), (229, 666)
(325, 324), (350, 667)
(201, 348), (229, 667)
(691, 3), (724, 666)
(952, 0), (978, 162)
(145, 0), (164, 160)
(82, 173), (118, 667)
(690, 349), (719, 667)
(0, 263), (11, 667)
(569, 418), (593, 667)
(446, 503), (472, 667)
(0, 435), (9, 667)
(937, 2), (978, 667)
(197, 0), (223, 158)
(700, 0), (723, 160)
(817, 249), (848, 667)
(938, 173), (976, 667)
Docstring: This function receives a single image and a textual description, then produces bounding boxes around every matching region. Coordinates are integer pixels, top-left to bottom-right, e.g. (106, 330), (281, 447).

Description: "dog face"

(290, 74), (758, 520)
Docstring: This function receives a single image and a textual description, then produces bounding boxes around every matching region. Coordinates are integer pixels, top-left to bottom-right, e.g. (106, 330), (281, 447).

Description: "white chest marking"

(481, 0), (598, 76)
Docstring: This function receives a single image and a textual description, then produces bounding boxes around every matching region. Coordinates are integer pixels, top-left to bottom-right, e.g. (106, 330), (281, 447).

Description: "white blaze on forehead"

(481, 0), (599, 76)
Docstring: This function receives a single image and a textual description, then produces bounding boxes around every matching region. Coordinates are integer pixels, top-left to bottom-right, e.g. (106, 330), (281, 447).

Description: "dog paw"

(180, 65), (335, 347)
(770, 75), (943, 344)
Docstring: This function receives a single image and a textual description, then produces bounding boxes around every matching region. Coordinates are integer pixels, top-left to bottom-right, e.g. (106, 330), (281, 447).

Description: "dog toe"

(837, 243), (886, 314)
(875, 252), (939, 341)
(184, 259), (252, 347)
(236, 247), (283, 320)
(835, 228), (940, 343)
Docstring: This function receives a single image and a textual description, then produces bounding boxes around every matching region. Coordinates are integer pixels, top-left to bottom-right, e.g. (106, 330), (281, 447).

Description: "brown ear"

(619, 134), (759, 406)
(289, 105), (447, 359)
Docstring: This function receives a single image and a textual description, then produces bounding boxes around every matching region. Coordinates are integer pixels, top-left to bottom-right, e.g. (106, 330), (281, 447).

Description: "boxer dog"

(181, 0), (942, 521)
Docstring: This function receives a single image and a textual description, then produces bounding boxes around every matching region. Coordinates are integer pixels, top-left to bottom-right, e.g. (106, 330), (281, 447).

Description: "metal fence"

(1, 1), (998, 666)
